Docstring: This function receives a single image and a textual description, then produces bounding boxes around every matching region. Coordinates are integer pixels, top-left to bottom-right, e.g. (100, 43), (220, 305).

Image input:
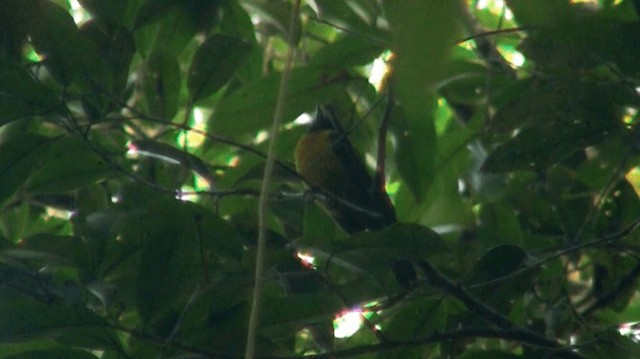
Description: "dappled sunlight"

(333, 308), (365, 338)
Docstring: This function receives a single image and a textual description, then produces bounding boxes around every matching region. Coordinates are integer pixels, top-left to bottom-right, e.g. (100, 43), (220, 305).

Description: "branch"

(582, 260), (640, 316)
(416, 260), (581, 358)
(245, 1), (301, 358)
(255, 327), (583, 359)
(467, 217), (640, 290)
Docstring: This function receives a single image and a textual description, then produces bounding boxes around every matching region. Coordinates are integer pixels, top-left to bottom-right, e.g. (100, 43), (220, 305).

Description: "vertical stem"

(244, 1), (301, 358)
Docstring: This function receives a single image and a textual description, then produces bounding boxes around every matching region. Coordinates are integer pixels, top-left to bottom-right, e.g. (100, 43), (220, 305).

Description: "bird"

(294, 105), (416, 287)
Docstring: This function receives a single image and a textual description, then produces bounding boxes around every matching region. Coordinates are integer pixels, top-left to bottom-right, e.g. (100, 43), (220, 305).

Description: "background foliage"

(2, 0), (640, 358)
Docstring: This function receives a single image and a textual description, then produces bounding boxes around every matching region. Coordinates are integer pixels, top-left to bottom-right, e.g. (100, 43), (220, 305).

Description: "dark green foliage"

(1, 1), (640, 358)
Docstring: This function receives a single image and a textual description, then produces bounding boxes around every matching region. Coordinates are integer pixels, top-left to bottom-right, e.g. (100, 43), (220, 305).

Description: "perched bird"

(295, 105), (416, 287)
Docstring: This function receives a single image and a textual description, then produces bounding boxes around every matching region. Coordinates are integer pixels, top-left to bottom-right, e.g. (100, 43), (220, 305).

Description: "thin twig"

(245, 1), (301, 358)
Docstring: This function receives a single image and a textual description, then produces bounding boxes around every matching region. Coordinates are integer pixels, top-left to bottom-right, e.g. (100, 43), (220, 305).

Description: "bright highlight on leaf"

(297, 251), (315, 268)
(476, 0), (514, 20)
(333, 309), (363, 339)
(68, 0), (90, 25)
(619, 322), (640, 342)
(368, 52), (392, 92)
(176, 107), (208, 149)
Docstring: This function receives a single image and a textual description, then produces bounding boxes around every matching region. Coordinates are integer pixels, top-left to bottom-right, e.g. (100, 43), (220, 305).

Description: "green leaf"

(0, 135), (51, 206)
(392, 103), (436, 202)
(129, 194), (243, 324)
(5, 349), (98, 359)
(27, 1), (107, 89)
(7, 234), (87, 266)
(482, 122), (615, 173)
(331, 223), (447, 262)
(483, 81), (623, 172)
(0, 263), (59, 303)
(187, 34), (251, 102)
(459, 349), (521, 359)
(0, 57), (62, 123)
(143, 49), (181, 120)
(25, 137), (115, 194)
(310, 35), (383, 68)
(304, 223), (449, 287)
(79, 23), (135, 119)
(464, 245), (534, 313)
(135, 0), (220, 54)
(0, 298), (107, 344)
(312, 0), (387, 44)
(211, 66), (351, 136)
(384, 1), (461, 202)
(135, 223), (200, 325)
(242, 0), (301, 42)
(78, 0), (127, 26)
(464, 245), (528, 285)
(488, 79), (567, 135)
(382, 298), (448, 341)
(520, 16), (640, 76)
(506, 0), (572, 26)
(261, 292), (342, 329)
(477, 201), (524, 247)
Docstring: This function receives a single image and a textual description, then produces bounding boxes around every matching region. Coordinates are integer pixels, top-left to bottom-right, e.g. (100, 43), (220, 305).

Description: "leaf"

(0, 263), (59, 303)
(143, 49), (181, 120)
(477, 201), (524, 247)
(6, 235), (89, 269)
(392, 103), (436, 202)
(27, 1), (108, 89)
(211, 66), (351, 136)
(135, 223), (198, 323)
(187, 34), (251, 102)
(505, 0), (572, 26)
(79, 23), (135, 119)
(0, 135), (51, 206)
(25, 137), (115, 194)
(488, 79), (567, 135)
(382, 298), (447, 341)
(0, 57), (62, 124)
(483, 81), (623, 172)
(135, 223), (200, 325)
(463, 245), (534, 313)
(384, 1), (461, 203)
(464, 245), (528, 285)
(0, 298), (107, 344)
(242, 0), (301, 42)
(482, 121), (615, 173)
(129, 140), (215, 185)
(78, 0), (128, 26)
(331, 223), (447, 261)
(5, 349), (98, 359)
(135, 0), (220, 54)
(310, 35), (384, 68)
(459, 349), (521, 359)
(312, 0), (388, 44)
(520, 16), (640, 77)
(130, 195), (243, 324)
(384, 0), (461, 113)
(134, 0), (219, 33)
(260, 292), (342, 329)
(303, 223), (449, 287)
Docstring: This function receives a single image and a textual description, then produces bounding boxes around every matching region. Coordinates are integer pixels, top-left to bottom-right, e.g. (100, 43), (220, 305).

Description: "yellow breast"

(294, 130), (345, 195)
